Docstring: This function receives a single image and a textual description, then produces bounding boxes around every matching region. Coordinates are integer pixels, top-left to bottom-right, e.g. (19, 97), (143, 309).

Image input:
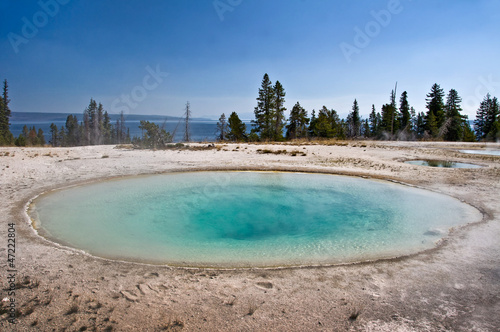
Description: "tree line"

(216, 74), (500, 142)
(47, 99), (131, 147)
(1, 75), (499, 147)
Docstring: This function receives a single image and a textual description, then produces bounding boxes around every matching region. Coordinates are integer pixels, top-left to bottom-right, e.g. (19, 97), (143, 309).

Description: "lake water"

(10, 112), (250, 143)
(29, 172), (481, 268)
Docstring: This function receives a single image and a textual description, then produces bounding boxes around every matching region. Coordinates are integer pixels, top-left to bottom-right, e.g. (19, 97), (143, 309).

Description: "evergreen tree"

(425, 83), (445, 136)
(346, 99), (361, 138)
(0, 79), (14, 145)
(65, 114), (80, 146)
(410, 107), (417, 133)
(14, 134), (26, 146)
(338, 119), (347, 140)
(96, 102), (105, 145)
(308, 109), (317, 137)
(380, 104), (395, 135)
(252, 73), (275, 140)
(136, 120), (172, 149)
(102, 111), (112, 144)
(50, 123), (59, 147)
(273, 80), (286, 141)
(486, 96), (499, 140)
(368, 104), (379, 137)
(37, 128), (46, 146)
(215, 113), (228, 141)
(22, 125), (29, 139)
(443, 89), (465, 141)
(463, 121), (476, 142)
(227, 112), (247, 141)
(313, 106), (332, 138)
(116, 111), (127, 143)
(415, 112), (426, 139)
(59, 126), (66, 146)
(399, 91), (411, 131)
(426, 111), (438, 138)
(474, 94), (500, 140)
(362, 119), (370, 138)
(28, 126), (38, 145)
(286, 102), (309, 139)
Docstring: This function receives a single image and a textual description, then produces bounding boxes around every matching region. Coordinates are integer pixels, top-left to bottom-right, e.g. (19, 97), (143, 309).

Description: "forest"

(1, 74), (499, 147)
(216, 74), (500, 143)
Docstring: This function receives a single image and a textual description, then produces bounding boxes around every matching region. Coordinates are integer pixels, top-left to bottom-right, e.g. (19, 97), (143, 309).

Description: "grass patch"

(257, 148), (306, 156)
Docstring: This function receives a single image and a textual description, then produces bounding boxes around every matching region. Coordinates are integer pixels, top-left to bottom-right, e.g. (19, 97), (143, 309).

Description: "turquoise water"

(406, 160), (482, 168)
(460, 149), (500, 156)
(30, 172), (480, 267)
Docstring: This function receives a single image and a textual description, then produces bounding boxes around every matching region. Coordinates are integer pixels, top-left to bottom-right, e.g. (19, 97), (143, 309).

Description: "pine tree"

(463, 122), (476, 142)
(273, 81), (286, 141)
(399, 91), (411, 132)
(380, 104), (394, 135)
(368, 105), (379, 137)
(314, 106), (332, 138)
(308, 109), (317, 137)
(426, 111), (438, 138)
(486, 96), (499, 140)
(102, 111), (112, 144)
(415, 112), (426, 139)
(474, 94), (499, 140)
(137, 120), (172, 149)
(0, 79), (13, 145)
(96, 102), (104, 145)
(50, 123), (59, 147)
(425, 83), (445, 136)
(215, 113), (228, 141)
(286, 102), (309, 139)
(65, 114), (80, 146)
(37, 128), (46, 146)
(227, 112), (247, 141)
(362, 119), (370, 138)
(22, 125), (29, 139)
(116, 111), (127, 144)
(28, 126), (38, 145)
(443, 89), (465, 141)
(253, 74), (275, 140)
(346, 99), (361, 138)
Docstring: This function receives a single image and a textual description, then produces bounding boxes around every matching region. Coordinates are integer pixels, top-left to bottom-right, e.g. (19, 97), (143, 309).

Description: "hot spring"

(29, 172), (481, 268)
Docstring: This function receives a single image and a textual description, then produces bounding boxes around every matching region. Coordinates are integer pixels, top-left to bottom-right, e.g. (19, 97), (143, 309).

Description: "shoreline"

(1, 141), (499, 331)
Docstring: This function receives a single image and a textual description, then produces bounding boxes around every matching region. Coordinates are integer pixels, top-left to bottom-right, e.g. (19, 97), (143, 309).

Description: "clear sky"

(1, 0), (499, 120)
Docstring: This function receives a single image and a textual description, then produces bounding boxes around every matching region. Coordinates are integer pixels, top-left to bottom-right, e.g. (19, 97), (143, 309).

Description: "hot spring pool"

(405, 160), (482, 168)
(29, 172), (481, 268)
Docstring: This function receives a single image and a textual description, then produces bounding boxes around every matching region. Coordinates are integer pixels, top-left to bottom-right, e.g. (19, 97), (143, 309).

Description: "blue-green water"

(460, 149), (500, 156)
(405, 160), (482, 168)
(29, 172), (480, 267)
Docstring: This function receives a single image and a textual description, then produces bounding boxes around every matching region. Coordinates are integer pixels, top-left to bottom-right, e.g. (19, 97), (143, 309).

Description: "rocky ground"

(0, 141), (499, 331)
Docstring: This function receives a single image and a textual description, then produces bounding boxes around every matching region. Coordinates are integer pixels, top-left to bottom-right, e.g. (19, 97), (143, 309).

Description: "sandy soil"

(0, 141), (499, 331)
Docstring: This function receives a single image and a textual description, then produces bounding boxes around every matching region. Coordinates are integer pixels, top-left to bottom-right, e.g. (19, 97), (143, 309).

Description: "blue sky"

(1, 0), (499, 120)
